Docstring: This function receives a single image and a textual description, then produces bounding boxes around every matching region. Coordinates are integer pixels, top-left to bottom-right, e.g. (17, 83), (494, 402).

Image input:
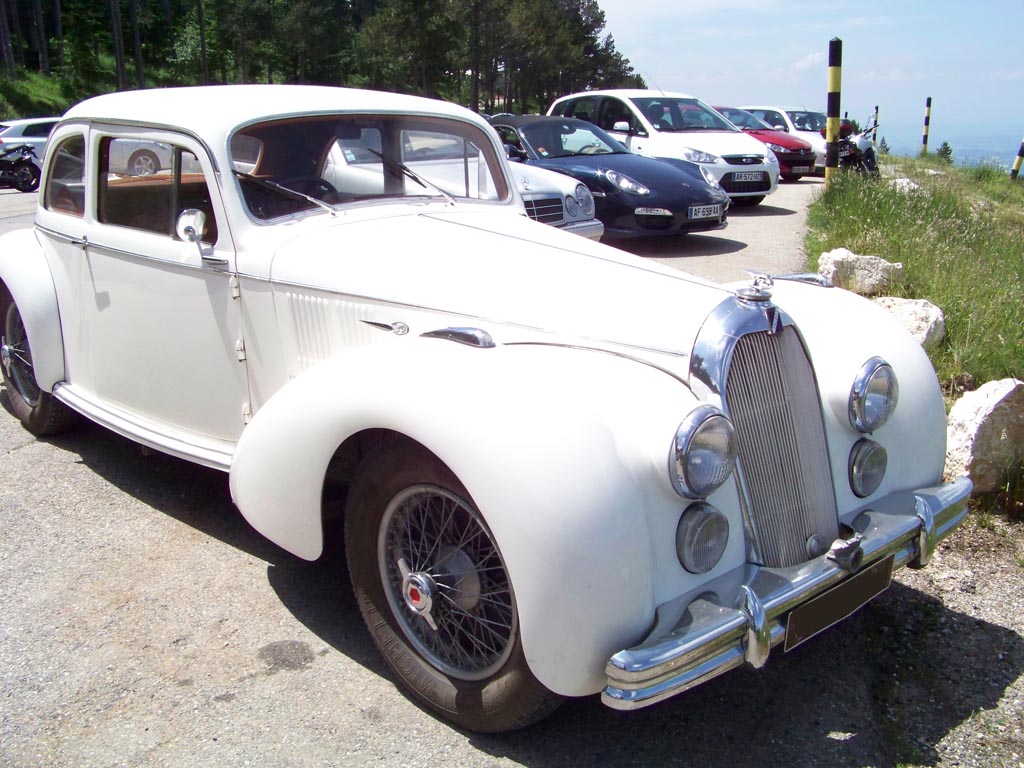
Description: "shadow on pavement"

(15, 393), (1022, 766)
(612, 233), (748, 259)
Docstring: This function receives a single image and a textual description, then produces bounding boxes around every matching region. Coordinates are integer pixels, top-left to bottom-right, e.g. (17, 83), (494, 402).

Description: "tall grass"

(806, 158), (1024, 388)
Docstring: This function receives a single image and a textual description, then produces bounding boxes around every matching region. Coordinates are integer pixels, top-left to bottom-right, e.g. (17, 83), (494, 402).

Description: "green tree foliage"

(878, 135), (890, 155)
(937, 141), (953, 164)
(0, 0), (641, 115)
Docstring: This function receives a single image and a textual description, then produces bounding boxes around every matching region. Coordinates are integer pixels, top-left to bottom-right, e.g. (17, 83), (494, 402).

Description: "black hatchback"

(490, 115), (729, 238)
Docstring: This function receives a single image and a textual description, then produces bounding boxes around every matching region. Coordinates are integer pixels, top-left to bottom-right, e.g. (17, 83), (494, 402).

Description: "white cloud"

(791, 52), (825, 74)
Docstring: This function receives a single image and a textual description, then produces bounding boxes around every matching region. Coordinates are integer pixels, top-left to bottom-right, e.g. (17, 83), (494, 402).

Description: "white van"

(549, 89), (778, 205)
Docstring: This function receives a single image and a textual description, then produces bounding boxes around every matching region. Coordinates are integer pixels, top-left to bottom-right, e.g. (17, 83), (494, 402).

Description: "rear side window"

(44, 134), (86, 217)
(23, 121), (56, 138)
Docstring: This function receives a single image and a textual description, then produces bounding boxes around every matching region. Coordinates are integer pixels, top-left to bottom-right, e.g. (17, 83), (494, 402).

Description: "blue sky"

(596, 0), (1024, 161)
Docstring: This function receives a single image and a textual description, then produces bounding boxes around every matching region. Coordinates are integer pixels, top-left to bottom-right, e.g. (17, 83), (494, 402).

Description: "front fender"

(0, 229), (65, 391)
(230, 338), (697, 696)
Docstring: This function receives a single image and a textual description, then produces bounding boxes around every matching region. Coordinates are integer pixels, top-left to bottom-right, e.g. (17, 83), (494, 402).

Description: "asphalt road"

(3, 181), (1020, 768)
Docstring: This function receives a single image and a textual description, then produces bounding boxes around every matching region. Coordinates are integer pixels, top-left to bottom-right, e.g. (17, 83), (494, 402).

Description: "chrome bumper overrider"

(602, 477), (972, 710)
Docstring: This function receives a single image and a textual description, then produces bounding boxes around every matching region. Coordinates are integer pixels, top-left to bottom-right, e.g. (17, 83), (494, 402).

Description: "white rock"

(873, 296), (946, 350)
(945, 379), (1024, 493)
(818, 248), (905, 296)
(890, 178), (922, 193)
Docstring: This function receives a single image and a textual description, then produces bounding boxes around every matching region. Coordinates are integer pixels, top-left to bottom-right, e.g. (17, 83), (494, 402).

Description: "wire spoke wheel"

(379, 485), (516, 681)
(2, 300), (41, 406)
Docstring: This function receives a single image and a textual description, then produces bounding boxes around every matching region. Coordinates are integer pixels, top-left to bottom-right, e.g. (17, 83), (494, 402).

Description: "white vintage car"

(0, 85), (971, 733)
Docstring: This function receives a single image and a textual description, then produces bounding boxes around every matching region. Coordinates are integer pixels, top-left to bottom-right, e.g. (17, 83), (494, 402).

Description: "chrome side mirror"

(176, 208), (226, 266)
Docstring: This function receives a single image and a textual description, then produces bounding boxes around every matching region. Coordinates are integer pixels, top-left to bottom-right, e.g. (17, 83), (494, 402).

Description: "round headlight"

(849, 357), (899, 433)
(574, 183), (595, 217)
(670, 406), (737, 499)
(849, 438), (887, 498)
(676, 502), (729, 574)
(564, 194), (580, 217)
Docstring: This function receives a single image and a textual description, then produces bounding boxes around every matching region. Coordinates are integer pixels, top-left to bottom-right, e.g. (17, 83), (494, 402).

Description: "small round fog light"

(849, 439), (887, 498)
(676, 502), (729, 574)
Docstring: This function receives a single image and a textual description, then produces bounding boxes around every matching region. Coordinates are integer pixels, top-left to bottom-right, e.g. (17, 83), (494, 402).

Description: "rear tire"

(345, 437), (562, 732)
(13, 163), (40, 193)
(0, 286), (77, 436)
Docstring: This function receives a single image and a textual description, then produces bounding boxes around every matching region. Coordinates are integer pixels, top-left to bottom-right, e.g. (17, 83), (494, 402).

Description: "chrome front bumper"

(602, 477), (972, 710)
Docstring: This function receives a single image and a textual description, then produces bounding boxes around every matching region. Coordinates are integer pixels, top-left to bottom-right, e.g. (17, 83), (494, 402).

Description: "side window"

(550, 99), (574, 118)
(598, 98), (638, 133)
(24, 121), (56, 138)
(563, 96), (598, 124)
(98, 138), (218, 244)
(44, 134), (86, 217)
(495, 126), (524, 152)
(764, 111), (786, 129)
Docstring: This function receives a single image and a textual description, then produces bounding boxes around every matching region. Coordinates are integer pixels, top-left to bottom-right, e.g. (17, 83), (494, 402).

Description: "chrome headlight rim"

(564, 194), (580, 217)
(669, 405), (737, 499)
(849, 357), (899, 433)
(675, 501), (730, 574)
(849, 438), (888, 498)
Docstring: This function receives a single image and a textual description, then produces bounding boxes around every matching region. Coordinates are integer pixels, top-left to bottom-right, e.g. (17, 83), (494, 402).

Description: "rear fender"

(0, 229), (65, 391)
(230, 338), (694, 696)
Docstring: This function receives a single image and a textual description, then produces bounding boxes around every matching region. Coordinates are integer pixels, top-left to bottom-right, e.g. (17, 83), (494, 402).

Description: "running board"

(53, 383), (235, 472)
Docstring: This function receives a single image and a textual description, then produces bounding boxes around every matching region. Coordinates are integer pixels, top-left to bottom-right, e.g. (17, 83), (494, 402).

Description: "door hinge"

(242, 402), (252, 424)
(235, 339), (246, 362)
(230, 275), (241, 300)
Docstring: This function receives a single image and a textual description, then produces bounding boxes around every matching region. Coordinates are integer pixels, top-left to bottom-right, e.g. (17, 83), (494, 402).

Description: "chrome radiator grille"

(724, 326), (838, 568)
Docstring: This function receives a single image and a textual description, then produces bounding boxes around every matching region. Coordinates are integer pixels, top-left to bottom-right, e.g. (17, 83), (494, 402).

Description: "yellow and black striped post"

(921, 97), (932, 154)
(825, 38), (842, 188)
(873, 105), (879, 143)
(1011, 137), (1023, 179)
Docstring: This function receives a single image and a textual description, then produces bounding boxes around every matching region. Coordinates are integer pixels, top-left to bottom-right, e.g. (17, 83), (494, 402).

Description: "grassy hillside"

(806, 157), (1023, 390)
(806, 159), (1023, 516)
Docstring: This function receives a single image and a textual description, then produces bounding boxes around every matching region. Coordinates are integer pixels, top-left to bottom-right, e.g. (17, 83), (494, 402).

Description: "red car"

(716, 107), (816, 181)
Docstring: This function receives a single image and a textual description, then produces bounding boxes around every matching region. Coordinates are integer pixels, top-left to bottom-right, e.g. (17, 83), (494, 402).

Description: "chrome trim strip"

(601, 476), (972, 710)
(421, 327), (495, 348)
(52, 383), (235, 471)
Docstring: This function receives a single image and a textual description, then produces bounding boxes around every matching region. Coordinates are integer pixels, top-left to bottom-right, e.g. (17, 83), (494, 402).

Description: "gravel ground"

(1, 182), (1022, 767)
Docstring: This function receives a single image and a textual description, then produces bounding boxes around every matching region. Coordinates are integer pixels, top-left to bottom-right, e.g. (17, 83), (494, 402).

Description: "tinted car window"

(22, 121), (57, 138)
(787, 111), (827, 131)
(630, 97), (736, 132)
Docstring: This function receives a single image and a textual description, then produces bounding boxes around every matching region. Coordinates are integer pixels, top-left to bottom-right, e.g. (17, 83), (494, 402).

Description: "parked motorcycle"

(0, 144), (43, 192)
(822, 118), (879, 175)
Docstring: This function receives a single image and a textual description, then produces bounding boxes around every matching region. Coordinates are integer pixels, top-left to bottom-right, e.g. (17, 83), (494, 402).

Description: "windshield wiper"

(234, 171), (336, 216)
(368, 148), (456, 206)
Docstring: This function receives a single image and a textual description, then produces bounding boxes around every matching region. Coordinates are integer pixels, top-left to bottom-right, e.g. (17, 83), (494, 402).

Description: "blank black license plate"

(784, 554), (894, 652)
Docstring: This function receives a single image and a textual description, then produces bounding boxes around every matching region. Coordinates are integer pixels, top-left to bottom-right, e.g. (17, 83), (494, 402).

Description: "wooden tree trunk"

(30, 0), (48, 73)
(127, 0), (143, 87)
(195, 0), (208, 84)
(0, 0), (16, 78)
(108, 0), (127, 89)
(51, 0), (62, 68)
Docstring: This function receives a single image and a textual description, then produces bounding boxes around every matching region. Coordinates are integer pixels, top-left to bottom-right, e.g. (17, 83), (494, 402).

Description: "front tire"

(345, 437), (562, 732)
(128, 149), (159, 176)
(0, 286), (77, 435)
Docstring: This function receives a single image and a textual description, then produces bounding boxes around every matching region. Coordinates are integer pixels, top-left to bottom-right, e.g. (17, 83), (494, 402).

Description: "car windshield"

(630, 97), (737, 133)
(787, 111), (827, 131)
(517, 121), (625, 159)
(229, 113), (509, 220)
(718, 109), (771, 131)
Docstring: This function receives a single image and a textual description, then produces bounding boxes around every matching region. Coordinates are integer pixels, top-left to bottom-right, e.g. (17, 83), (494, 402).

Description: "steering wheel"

(279, 176), (339, 203)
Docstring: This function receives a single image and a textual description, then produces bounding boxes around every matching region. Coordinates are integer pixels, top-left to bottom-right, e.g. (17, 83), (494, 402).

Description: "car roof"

(489, 115), (595, 129)
(61, 85), (483, 136)
(555, 89), (698, 100)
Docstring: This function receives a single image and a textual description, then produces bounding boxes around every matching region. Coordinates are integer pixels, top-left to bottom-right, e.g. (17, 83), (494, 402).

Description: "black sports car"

(490, 115), (729, 238)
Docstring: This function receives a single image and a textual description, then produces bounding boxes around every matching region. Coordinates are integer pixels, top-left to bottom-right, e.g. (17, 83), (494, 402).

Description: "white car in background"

(740, 106), (828, 174)
(549, 89), (779, 206)
(0, 116), (59, 156)
(323, 139), (602, 239)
